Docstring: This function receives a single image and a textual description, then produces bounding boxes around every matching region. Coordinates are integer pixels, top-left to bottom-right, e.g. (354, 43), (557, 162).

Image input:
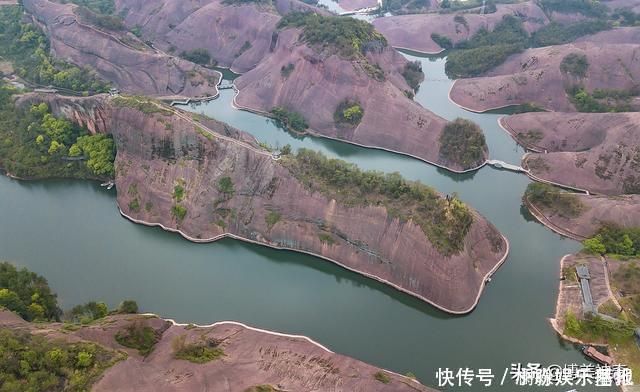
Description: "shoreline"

(230, 84), (489, 174)
(447, 80), (554, 114)
(522, 196), (587, 241)
(118, 206), (511, 316)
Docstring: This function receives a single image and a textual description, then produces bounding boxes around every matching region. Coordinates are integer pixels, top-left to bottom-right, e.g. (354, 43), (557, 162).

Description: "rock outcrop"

(502, 112), (640, 195)
(373, 2), (549, 53)
(22, 0), (220, 98)
(29, 93), (508, 314)
(234, 28), (485, 171)
(0, 310), (434, 391)
(526, 193), (640, 240)
(450, 37), (640, 112)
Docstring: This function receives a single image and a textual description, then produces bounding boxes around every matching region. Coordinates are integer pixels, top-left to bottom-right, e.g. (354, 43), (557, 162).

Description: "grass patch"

(318, 233), (335, 245)
(171, 204), (187, 221)
(112, 96), (172, 116)
(265, 211), (281, 228)
(374, 371), (391, 384)
(114, 322), (160, 356)
(172, 334), (224, 364)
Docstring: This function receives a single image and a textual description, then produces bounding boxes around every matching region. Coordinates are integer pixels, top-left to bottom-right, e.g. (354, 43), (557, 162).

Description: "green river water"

(0, 53), (606, 390)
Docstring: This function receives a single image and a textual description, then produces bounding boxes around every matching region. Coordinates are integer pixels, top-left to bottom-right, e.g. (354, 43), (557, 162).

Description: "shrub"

(401, 60), (423, 92)
(524, 182), (584, 218)
(66, 301), (108, 324)
(438, 118), (487, 169)
(583, 224), (640, 257)
(318, 233), (335, 244)
(180, 49), (213, 67)
(172, 334), (224, 364)
(280, 63), (295, 78)
(430, 33), (453, 49)
(265, 211), (281, 228)
(270, 107), (308, 132)
(173, 184), (185, 201)
(560, 53), (589, 78)
(217, 177), (235, 198)
(115, 322), (159, 356)
(117, 300), (139, 314)
(128, 198), (140, 212)
(374, 371), (391, 384)
(334, 100), (364, 126)
(171, 204), (187, 221)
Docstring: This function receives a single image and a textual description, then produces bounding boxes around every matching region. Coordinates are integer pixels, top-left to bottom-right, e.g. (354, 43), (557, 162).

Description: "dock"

(487, 160), (527, 173)
(582, 346), (613, 366)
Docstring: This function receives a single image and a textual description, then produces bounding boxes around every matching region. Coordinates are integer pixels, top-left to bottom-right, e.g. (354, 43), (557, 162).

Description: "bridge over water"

(487, 160), (527, 173)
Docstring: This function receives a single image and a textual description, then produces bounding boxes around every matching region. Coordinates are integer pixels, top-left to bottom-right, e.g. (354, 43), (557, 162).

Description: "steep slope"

(373, 2), (549, 53)
(114, 0), (282, 73)
(234, 25), (486, 171)
(28, 93), (508, 313)
(502, 112), (640, 195)
(450, 38), (640, 112)
(0, 310), (433, 391)
(23, 0), (220, 98)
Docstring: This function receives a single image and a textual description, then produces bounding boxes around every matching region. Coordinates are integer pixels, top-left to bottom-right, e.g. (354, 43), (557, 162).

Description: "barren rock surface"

(450, 40), (640, 112)
(0, 311), (434, 391)
(234, 29), (484, 171)
(373, 2), (548, 53)
(528, 194), (640, 240)
(28, 93), (507, 313)
(114, 0), (283, 73)
(503, 112), (640, 195)
(23, 0), (220, 98)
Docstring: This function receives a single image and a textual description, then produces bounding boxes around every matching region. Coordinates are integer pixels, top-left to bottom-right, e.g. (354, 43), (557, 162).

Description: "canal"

(0, 53), (598, 390)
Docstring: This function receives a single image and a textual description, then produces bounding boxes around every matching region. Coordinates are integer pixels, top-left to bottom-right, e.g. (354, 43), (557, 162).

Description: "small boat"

(107, 183), (114, 190)
(582, 346), (613, 366)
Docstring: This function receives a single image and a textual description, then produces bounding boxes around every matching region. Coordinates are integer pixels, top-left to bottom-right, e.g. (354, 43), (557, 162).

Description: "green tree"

(583, 235), (606, 254)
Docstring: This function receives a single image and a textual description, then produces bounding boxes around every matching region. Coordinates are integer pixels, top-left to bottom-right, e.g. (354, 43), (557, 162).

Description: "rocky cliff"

(23, 0), (220, 98)
(31, 93), (508, 314)
(0, 310), (433, 391)
(502, 112), (640, 195)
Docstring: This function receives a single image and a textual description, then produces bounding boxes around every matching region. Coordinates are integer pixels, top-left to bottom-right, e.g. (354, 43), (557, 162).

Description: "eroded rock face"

(373, 2), (548, 53)
(35, 94), (507, 313)
(114, 0), (282, 73)
(0, 311), (434, 391)
(528, 194), (640, 240)
(23, 0), (220, 98)
(234, 29), (482, 171)
(502, 112), (640, 195)
(449, 39), (640, 112)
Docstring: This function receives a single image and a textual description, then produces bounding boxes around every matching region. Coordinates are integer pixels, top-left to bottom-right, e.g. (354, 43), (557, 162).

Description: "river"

(0, 53), (603, 390)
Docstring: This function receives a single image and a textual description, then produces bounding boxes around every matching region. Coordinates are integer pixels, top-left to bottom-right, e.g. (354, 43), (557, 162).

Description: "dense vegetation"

(430, 33), (453, 50)
(381, 0), (431, 15)
(446, 9), (614, 77)
(181, 49), (215, 67)
(583, 224), (640, 257)
(567, 86), (636, 113)
(524, 182), (584, 218)
(531, 20), (610, 47)
(333, 99), (364, 126)
(537, 0), (607, 18)
(438, 118), (487, 169)
(282, 149), (476, 255)
(172, 334), (224, 364)
(277, 12), (387, 60)
(401, 61), (423, 92)
(0, 6), (109, 94)
(270, 107), (308, 132)
(560, 53), (589, 78)
(115, 322), (160, 356)
(445, 15), (528, 78)
(0, 262), (61, 322)
(564, 311), (635, 343)
(0, 327), (123, 391)
(0, 89), (115, 179)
